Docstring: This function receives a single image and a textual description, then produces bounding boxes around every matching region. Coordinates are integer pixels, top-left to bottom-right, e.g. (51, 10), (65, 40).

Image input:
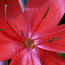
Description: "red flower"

(0, 0), (65, 65)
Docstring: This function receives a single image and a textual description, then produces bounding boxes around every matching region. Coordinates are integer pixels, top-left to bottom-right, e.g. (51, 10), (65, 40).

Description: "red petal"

(0, 19), (20, 40)
(0, 0), (28, 39)
(0, 31), (21, 61)
(0, 0), (22, 18)
(34, 24), (65, 53)
(7, 14), (28, 38)
(35, 47), (65, 65)
(10, 49), (41, 65)
(26, 0), (48, 7)
(9, 49), (27, 65)
(24, 0), (65, 35)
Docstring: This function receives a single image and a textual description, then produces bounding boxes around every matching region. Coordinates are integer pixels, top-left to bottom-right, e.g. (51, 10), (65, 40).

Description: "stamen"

(42, 6), (49, 20)
(30, 6), (49, 38)
(5, 5), (7, 19)
(21, 30), (23, 36)
(4, 5), (24, 43)
(13, 49), (18, 56)
(48, 37), (60, 42)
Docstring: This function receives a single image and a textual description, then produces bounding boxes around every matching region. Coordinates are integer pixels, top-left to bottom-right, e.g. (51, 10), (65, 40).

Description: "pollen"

(25, 39), (34, 49)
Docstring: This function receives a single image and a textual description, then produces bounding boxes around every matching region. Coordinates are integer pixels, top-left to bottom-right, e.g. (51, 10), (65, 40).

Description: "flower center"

(24, 39), (34, 49)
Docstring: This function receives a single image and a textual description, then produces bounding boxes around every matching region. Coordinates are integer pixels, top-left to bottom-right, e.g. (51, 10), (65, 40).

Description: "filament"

(13, 49), (18, 56)
(30, 7), (49, 38)
(5, 5), (24, 43)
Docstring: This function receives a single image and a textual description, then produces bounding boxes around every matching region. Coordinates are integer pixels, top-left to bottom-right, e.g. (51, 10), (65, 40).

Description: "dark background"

(58, 14), (65, 25)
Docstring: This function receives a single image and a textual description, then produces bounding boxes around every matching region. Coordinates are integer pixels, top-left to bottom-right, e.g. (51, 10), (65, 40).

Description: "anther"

(48, 37), (60, 42)
(21, 30), (23, 36)
(13, 49), (18, 56)
(30, 6), (49, 38)
(42, 6), (49, 20)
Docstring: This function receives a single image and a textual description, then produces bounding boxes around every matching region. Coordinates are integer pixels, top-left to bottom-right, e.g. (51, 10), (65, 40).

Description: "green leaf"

(24, 0), (28, 5)
(58, 53), (65, 59)
(0, 29), (3, 31)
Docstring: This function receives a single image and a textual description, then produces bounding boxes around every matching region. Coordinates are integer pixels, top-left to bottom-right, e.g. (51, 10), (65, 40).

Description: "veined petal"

(9, 49), (27, 65)
(0, 20), (20, 40)
(35, 47), (65, 65)
(34, 24), (65, 53)
(0, 0), (28, 39)
(10, 49), (41, 65)
(24, 0), (49, 33)
(0, 31), (21, 61)
(24, 0), (65, 35)
(7, 14), (28, 38)
(37, 0), (65, 31)
(0, 0), (22, 18)
(26, 0), (48, 7)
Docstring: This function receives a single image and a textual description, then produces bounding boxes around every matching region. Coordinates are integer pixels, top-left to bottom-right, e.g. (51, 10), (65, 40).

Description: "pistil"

(25, 39), (34, 49)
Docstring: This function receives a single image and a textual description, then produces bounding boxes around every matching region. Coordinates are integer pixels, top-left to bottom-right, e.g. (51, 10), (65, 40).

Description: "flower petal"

(35, 47), (65, 65)
(7, 14), (28, 38)
(10, 49), (41, 65)
(0, 31), (21, 61)
(24, 0), (65, 35)
(35, 24), (65, 53)
(0, 0), (28, 38)
(0, 0), (22, 18)
(9, 49), (27, 65)
(26, 0), (48, 7)
(0, 20), (20, 40)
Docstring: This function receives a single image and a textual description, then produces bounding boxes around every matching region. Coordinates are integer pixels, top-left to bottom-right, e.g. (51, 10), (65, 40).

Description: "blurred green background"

(24, 0), (28, 5)
(58, 53), (65, 59)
